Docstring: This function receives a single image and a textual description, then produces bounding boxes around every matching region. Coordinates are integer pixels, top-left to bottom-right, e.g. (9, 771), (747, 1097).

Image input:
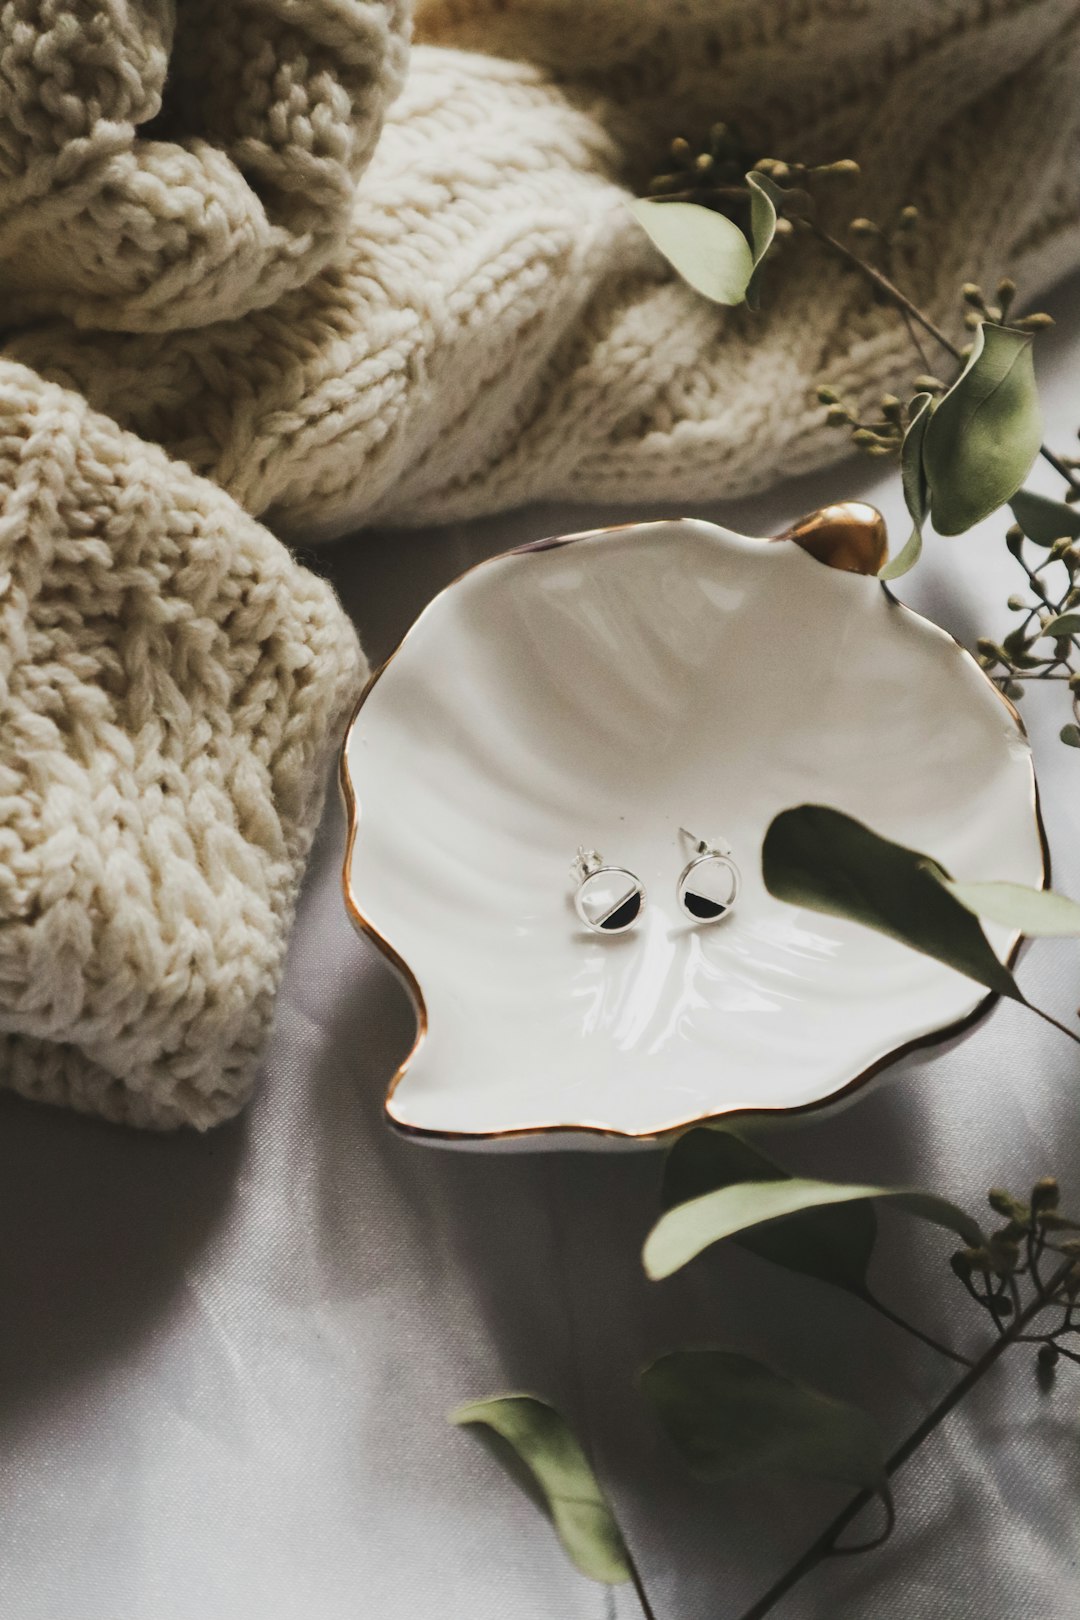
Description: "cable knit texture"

(6, 0), (1080, 538)
(0, 0), (409, 330)
(0, 360), (365, 1128)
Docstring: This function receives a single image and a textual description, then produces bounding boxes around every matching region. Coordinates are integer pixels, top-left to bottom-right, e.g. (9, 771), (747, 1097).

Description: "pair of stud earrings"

(570, 828), (740, 935)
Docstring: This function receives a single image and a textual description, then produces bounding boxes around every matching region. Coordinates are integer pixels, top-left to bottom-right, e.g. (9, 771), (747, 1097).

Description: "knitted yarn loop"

(0, 0), (409, 331)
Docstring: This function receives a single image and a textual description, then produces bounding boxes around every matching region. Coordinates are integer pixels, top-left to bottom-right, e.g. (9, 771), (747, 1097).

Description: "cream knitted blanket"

(8, 0), (1080, 541)
(2, 0), (1080, 1127)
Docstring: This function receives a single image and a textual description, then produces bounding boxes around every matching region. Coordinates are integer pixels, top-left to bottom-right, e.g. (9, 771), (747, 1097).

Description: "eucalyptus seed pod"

(1032, 1176), (1061, 1213)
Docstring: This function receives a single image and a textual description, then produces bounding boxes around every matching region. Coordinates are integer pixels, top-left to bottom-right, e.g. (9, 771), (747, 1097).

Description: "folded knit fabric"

(7, 0), (1080, 537)
(0, 0), (409, 330)
(0, 359), (365, 1128)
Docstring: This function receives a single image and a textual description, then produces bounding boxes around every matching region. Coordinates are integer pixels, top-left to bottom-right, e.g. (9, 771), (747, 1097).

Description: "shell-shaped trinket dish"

(341, 506), (1045, 1148)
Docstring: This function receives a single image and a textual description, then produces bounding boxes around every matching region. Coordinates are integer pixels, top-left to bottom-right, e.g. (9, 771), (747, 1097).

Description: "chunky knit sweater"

(9, 0), (1080, 542)
(1, 0), (1079, 1127)
(0, 360), (364, 1128)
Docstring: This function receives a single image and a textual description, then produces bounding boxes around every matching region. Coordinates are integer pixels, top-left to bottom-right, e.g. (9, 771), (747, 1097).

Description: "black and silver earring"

(676, 828), (740, 922)
(570, 847), (646, 934)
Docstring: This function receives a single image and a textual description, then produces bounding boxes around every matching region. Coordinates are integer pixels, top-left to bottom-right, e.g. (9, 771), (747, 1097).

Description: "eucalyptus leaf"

(923, 324), (1042, 535)
(902, 391), (933, 524)
(744, 172), (781, 310)
(629, 199), (754, 306)
(643, 1350), (888, 1495)
(450, 1396), (631, 1585)
(644, 1175), (983, 1280)
(942, 880), (1080, 937)
(1010, 488), (1080, 546)
(881, 390), (933, 580)
(1040, 613), (1080, 638)
(878, 523), (923, 582)
(762, 805), (1019, 999)
(662, 1126), (878, 1298)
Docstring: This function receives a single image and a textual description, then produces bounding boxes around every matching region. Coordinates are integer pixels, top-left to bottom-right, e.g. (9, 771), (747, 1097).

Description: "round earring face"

(574, 867), (646, 933)
(678, 854), (739, 922)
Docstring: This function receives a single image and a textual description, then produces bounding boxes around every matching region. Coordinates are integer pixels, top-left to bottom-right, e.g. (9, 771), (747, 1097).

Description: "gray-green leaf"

(644, 1176), (983, 1280)
(450, 1396), (631, 1584)
(744, 172), (781, 310)
(903, 391), (934, 519)
(661, 1126), (878, 1298)
(878, 523), (923, 581)
(1062, 723), (1080, 748)
(923, 324), (1042, 535)
(942, 879), (1080, 937)
(643, 1350), (888, 1495)
(629, 199), (754, 306)
(1040, 613), (1080, 638)
(880, 390), (934, 580)
(1010, 489), (1080, 546)
(762, 804), (1020, 999)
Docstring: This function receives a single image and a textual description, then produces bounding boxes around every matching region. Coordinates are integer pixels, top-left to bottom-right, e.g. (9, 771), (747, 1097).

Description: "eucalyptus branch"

(803, 218), (1080, 500)
(734, 1257), (1074, 1620)
(804, 220), (962, 361)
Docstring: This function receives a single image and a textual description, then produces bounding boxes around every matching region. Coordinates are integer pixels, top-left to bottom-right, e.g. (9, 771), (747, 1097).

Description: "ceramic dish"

(341, 506), (1045, 1148)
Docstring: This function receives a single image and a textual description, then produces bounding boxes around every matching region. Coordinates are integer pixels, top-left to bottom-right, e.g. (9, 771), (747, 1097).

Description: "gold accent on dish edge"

(339, 507), (1049, 1145)
(774, 501), (889, 575)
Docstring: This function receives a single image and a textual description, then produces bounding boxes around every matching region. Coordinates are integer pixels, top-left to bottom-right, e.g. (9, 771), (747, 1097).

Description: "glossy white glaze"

(342, 520), (1043, 1145)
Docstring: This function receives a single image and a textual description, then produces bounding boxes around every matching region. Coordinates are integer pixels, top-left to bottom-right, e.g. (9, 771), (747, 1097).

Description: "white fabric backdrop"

(2, 275), (1080, 1620)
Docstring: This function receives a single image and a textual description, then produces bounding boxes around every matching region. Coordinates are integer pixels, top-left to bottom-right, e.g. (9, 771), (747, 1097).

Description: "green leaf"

(880, 391), (934, 579)
(942, 879), (1080, 937)
(1010, 489), (1080, 547)
(902, 391), (934, 525)
(661, 1126), (878, 1298)
(744, 172), (781, 310)
(644, 1175), (983, 1280)
(642, 1350), (887, 1495)
(1062, 723), (1080, 748)
(878, 524), (923, 581)
(1040, 613), (1080, 638)
(450, 1396), (631, 1585)
(629, 199), (754, 306)
(923, 324), (1042, 535)
(762, 805), (1020, 999)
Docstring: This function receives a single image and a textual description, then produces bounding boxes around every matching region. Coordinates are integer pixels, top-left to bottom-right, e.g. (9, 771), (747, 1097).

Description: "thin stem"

(734, 1259), (1073, 1620)
(899, 308), (933, 373)
(627, 1552), (660, 1620)
(1007, 1269), (1024, 1320)
(1001, 672), (1074, 682)
(979, 1274), (1010, 1338)
(1027, 1226), (1048, 1299)
(1020, 997), (1080, 1049)
(1040, 443), (1080, 496)
(864, 1291), (973, 1367)
(806, 222), (962, 359)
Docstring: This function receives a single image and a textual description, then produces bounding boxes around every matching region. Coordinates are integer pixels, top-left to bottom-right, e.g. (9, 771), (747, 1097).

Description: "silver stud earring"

(570, 847), (646, 934)
(677, 828), (740, 922)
